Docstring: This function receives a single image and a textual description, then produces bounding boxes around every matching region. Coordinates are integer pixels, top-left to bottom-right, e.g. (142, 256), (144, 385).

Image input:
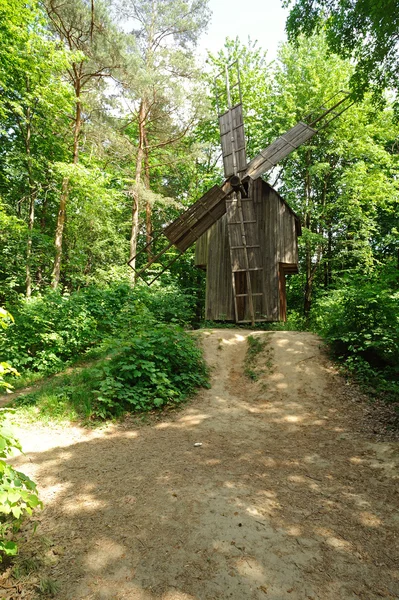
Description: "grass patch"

(10, 367), (100, 424)
(10, 325), (209, 424)
(244, 334), (273, 381)
(4, 344), (111, 393)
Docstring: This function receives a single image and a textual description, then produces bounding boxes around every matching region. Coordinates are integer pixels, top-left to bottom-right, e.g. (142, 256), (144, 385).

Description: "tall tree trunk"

(51, 177), (69, 289)
(26, 192), (35, 298)
(24, 102), (35, 298)
(143, 129), (152, 261)
(321, 173), (330, 288)
(324, 227), (332, 287)
(129, 98), (147, 280)
(51, 81), (81, 289)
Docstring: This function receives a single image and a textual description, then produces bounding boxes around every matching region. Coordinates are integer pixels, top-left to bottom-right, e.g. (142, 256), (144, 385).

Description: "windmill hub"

(229, 174), (248, 197)
(229, 175), (241, 190)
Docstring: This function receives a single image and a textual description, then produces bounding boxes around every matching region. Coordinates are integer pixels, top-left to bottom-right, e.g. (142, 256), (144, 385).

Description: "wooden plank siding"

(205, 216), (235, 321)
(194, 230), (209, 269)
(197, 179), (301, 322)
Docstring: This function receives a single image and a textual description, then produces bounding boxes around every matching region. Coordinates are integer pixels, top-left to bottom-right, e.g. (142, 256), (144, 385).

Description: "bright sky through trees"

(198, 0), (288, 59)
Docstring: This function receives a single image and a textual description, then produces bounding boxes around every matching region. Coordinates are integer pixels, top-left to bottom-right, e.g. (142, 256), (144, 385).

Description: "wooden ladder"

(225, 192), (263, 325)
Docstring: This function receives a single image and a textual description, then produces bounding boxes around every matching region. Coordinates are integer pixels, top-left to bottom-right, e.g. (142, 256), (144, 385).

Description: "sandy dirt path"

(9, 330), (399, 600)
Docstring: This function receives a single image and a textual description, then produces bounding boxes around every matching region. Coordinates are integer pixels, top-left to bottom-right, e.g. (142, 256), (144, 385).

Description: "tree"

(44, 0), (124, 288)
(284, 0), (399, 106)
(271, 34), (399, 317)
(117, 0), (210, 275)
(0, 0), (72, 297)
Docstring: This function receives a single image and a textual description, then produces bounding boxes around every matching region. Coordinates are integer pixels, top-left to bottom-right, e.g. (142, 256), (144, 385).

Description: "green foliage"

(0, 310), (40, 559)
(285, 0), (399, 106)
(0, 205), (29, 303)
(14, 326), (209, 421)
(137, 283), (198, 327)
(0, 409), (41, 560)
(1, 290), (112, 374)
(313, 268), (399, 399)
(0, 283), (200, 378)
(92, 325), (209, 418)
(0, 308), (19, 393)
(244, 334), (272, 381)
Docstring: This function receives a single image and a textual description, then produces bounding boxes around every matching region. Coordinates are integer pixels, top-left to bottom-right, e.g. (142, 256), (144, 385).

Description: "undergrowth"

(13, 326), (209, 422)
(0, 282), (197, 383)
(244, 334), (273, 381)
(313, 270), (399, 404)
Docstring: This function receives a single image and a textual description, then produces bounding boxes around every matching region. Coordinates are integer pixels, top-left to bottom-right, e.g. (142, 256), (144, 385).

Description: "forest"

(0, 0), (398, 577)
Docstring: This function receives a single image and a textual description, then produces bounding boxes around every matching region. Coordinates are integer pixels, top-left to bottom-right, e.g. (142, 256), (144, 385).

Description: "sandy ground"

(6, 330), (399, 600)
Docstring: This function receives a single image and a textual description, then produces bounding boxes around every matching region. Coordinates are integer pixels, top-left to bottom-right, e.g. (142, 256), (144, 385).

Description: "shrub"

(313, 271), (399, 398)
(0, 410), (42, 560)
(0, 309), (41, 561)
(0, 308), (19, 392)
(92, 325), (209, 418)
(136, 283), (197, 327)
(0, 283), (198, 376)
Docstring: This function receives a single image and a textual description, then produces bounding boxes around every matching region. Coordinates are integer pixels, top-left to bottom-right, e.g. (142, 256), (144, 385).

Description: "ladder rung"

(232, 267), (263, 272)
(235, 293), (264, 298)
(231, 245), (260, 249)
(226, 200), (253, 206)
(228, 220), (256, 224)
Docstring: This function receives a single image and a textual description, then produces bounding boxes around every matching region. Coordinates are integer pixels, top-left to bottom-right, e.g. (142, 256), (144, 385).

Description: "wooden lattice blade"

(163, 185), (227, 252)
(243, 121), (316, 180)
(218, 104), (247, 178)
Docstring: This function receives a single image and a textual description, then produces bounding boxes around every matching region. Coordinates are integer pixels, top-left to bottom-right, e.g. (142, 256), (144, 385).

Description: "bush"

(0, 410), (42, 560)
(0, 309), (41, 561)
(0, 308), (19, 392)
(0, 283), (198, 376)
(92, 325), (209, 418)
(313, 270), (399, 398)
(137, 284), (197, 327)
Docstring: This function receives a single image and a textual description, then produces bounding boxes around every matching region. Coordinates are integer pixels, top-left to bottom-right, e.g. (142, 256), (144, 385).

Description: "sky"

(198, 0), (289, 61)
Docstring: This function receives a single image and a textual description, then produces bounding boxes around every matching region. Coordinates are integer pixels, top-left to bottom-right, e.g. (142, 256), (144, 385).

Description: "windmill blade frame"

(128, 183), (233, 285)
(243, 90), (353, 181)
(243, 121), (317, 181)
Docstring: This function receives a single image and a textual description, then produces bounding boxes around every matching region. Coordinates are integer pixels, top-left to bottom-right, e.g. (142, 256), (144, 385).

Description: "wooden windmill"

(129, 62), (352, 324)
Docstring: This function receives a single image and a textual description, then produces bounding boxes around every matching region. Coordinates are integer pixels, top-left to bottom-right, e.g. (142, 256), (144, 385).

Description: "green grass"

(244, 334), (273, 381)
(5, 344), (111, 392)
(9, 362), (104, 425)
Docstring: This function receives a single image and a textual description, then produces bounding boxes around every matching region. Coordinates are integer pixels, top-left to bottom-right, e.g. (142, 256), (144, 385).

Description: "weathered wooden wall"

(194, 230), (209, 269)
(195, 179), (300, 322)
(205, 216), (235, 321)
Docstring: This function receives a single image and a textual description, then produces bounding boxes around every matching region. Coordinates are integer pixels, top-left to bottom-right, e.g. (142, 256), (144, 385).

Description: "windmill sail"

(243, 121), (317, 180)
(218, 104), (247, 177)
(163, 185), (227, 252)
(243, 91), (352, 180)
(128, 89), (353, 299)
